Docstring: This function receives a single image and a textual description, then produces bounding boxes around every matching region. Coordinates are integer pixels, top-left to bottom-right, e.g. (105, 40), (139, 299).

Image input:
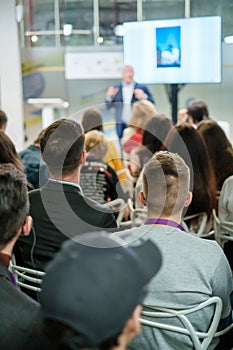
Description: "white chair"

(212, 209), (233, 248)
(102, 198), (126, 227)
(10, 264), (45, 292)
(139, 297), (233, 350)
(126, 198), (147, 228)
(181, 212), (209, 238)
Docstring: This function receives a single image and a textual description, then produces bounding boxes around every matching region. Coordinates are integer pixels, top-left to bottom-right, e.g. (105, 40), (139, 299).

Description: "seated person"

(40, 231), (162, 350)
(186, 98), (210, 125)
(116, 151), (233, 350)
(0, 164), (46, 350)
(81, 108), (127, 187)
(122, 100), (157, 159)
(80, 130), (127, 204)
(19, 129), (49, 189)
(15, 119), (117, 272)
(218, 175), (233, 270)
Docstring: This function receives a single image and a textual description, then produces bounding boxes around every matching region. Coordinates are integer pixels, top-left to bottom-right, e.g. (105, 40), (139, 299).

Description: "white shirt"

(121, 81), (134, 123)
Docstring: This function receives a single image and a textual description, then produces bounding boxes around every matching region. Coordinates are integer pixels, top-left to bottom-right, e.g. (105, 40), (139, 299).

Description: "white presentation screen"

(123, 16), (221, 84)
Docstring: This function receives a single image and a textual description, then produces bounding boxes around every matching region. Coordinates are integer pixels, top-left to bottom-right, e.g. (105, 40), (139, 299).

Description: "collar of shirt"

(48, 178), (84, 195)
(122, 81), (135, 88)
(0, 252), (11, 269)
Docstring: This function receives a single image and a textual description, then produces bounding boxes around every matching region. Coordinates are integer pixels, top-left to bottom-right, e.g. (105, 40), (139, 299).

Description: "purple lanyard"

(8, 270), (17, 286)
(144, 218), (185, 232)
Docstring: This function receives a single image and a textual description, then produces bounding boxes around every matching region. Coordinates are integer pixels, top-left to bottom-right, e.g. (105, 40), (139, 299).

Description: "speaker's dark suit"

(106, 82), (155, 138)
(16, 181), (117, 271)
(0, 262), (46, 350)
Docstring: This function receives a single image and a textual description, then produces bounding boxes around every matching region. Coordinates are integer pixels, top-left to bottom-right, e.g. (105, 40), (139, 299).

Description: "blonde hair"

(129, 100), (157, 130)
(85, 130), (108, 160)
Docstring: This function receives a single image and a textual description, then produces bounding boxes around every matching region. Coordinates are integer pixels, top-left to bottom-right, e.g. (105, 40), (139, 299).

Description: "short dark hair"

(187, 99), (209, 124)
(0, 110), (8, 129)
(0, 164), (29, 249)
(82, 109), (103, 133)
(40, 119), (85, 177)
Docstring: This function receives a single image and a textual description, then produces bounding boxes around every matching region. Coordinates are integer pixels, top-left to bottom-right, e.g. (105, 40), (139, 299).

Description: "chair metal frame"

(102, 198), (126, 227)
(10, 264), (45, 292)
(212, 209), (233, 247)
(181, 212), (208, 237)
(140, 297), (232, 350)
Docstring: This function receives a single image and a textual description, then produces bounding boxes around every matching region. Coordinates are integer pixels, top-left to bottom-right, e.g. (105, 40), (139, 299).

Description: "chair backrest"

(181, 212), (208, 237)
(212, 209), (233, 247)
(10, 264), (45, 292)
(127, 198), (147, 227)
(102, 198), (126, 227)
(139, 297), (223, 350)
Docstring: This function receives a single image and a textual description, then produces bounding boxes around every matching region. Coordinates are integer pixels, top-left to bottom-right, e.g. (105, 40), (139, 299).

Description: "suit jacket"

(16, 181), (117, 271)
(0, 262), (46, 350)
(106, 82), (155, 123)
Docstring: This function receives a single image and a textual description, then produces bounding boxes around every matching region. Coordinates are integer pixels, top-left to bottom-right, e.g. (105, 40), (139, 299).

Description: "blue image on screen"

(156, 26), (181, 68)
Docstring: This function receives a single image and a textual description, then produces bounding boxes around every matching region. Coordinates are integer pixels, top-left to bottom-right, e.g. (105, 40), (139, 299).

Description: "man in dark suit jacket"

(16, 119), (117, 272)
(106, 65), (155, 138)
(0, 164), (46, 350)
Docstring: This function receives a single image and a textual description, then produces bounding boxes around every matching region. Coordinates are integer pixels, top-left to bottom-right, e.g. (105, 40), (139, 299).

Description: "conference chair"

(181, 212), (209, 238)
(212, 209), (233, 248)
(103, 198), (126, 227)
(140, 297), (233, 350)
(10, 264), (45, 293)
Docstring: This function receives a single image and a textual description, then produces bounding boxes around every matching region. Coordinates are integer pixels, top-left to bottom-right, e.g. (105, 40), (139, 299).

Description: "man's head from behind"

(141, 151), (191, 218)
(0, 164), (29, 250)
(41, 232), (162, 350)
(40, 119), (85, 178)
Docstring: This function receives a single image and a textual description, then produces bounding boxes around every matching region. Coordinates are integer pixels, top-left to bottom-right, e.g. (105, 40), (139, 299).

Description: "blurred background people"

(0, 109), (8, 132)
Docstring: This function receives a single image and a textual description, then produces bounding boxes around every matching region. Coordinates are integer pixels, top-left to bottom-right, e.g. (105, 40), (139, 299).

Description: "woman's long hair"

(0, 131), (25, 173)
(164, 123), (217, 217)
(197, 120), (233, 190)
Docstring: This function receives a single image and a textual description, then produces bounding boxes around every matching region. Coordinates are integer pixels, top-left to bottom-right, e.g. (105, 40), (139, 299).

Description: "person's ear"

(138, 191), (146, 206)
(21, 216), (32, 236)
(80, 150), (86, 164)
(184, 191), (192, 207)
(123, 305), (142, 340)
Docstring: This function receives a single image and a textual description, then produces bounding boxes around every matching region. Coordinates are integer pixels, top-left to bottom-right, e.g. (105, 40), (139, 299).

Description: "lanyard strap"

(144, 218), (185, 232)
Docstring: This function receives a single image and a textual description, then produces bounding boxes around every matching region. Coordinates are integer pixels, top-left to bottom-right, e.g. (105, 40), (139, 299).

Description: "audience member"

(0, 131), (25, 173)
(19, 129), (49, 189)
(218, 175), (233, 270)
(177, 107), (189, 124)
(16, 119), (117, 272)
(116, 151), (233, 350)
(0, 109), (8, 131)
(187, 98), (209, 125)
(122, 100), (157, 160)
(81, 108), (127, 187)
(164, 123), (217, 227)
(41, 231), (162, 350)
(0, 164), (46, 350)
(197, 119), (233, 191)
(130, 114), (173, 179)
(80, 130), (127, 204)
(105, 65), (155, 138)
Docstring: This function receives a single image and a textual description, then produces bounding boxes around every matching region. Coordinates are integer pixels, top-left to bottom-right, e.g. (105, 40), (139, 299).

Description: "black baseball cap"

(40, 231), (162, 348)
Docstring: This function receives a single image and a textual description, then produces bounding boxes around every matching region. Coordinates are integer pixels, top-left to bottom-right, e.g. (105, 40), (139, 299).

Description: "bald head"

(122, 65), (134, 84)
